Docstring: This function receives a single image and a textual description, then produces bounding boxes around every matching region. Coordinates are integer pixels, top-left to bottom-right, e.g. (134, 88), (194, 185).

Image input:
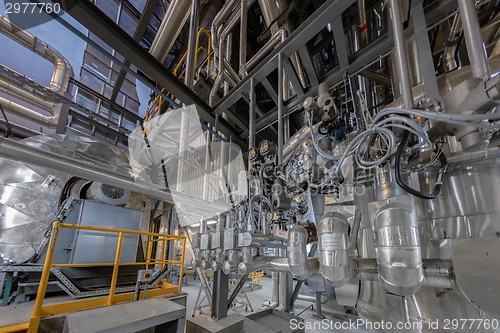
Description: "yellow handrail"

(21, 221), (186, 333)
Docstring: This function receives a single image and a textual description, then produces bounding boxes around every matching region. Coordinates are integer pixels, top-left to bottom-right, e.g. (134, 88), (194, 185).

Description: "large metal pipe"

(317, 212), (356, 288)
(185, 0), (200, 89)
(211, 0), (239, 59)
(239, 0), (248, 77)
(278, 52), (284, 166)
(238, 256), (290, 274)
(0, 96), (58, 127)
(149, 1), (191, 63)
(249, 77), (256, 149)
(374, 202), (423, 296)
(0, 14), (73, 95)
(357, 0), (368, 47)
(388, 0), (413, 108)
(354, 258), (455, 289)
(246, 30), (286, 72)
(458, 0), (491, 79)
(0, 137), (231, 214)
(287, 226), (320, 280)
(282, 123), (321, 166)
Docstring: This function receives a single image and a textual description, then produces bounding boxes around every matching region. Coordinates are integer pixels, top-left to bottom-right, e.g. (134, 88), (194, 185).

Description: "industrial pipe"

(0, 14), (73, 95)
(0, 137), (232, 215)
(238, 256), (290, 274)
(287, 226), (320, 280)
(184, 0), (200, 89)
(239, 0), (248, 77)
(458, 0), (491, 79)
(388, 0), (413, 109)
(278, 52), (284, 166)
(249, 77), (256, 149)
(374, 202), (423, 296)
(246, 30), (286, 71)
(317, 212), (357, 288)
(149, 0), (191, 62)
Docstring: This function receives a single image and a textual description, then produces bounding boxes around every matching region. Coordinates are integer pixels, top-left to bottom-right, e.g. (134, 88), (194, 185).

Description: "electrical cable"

(395, 130), (447, 199)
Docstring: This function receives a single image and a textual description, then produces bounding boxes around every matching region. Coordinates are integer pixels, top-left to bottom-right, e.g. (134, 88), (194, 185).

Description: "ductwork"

(287, 226), (319, 280)
(0, 14), (73, 95)
(149, 1), (191, 63)
(0, 14), (73, 129)
(317, 212), (357, 288)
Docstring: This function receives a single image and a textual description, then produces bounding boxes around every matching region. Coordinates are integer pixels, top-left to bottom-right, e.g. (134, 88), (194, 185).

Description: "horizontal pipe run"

(0, 138), (232, 215)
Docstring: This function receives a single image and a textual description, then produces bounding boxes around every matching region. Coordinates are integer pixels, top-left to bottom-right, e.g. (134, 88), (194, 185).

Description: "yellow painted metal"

(178, 238), (186, 292)
(0, 322), (29, 333)
(107, 232), (124, 305)
(17, 222), (187, 333)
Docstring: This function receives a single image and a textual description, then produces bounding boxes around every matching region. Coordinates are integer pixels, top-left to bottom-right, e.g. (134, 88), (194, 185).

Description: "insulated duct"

(287, 226), (319, 280)
(374, 202), (423, 296)
(0, 14), (73, 128)
(317, 212), (356, 288)
(0, 14), (73, 95)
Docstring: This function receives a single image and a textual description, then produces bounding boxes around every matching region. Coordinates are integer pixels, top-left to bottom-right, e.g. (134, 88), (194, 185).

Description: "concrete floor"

(181, 274), (369, 333)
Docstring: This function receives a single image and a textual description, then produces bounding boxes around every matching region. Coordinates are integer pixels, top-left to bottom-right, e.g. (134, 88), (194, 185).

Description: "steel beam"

(283, 57), (304, 97)
(298, 46), (319, 87)
(110, 0), (157, 102)
(331, 16), (349, 69)
(54, 0), (245, 148)
(213, 0), (357, 115)
(211, 271), (229, 319)
(246, 0), (458, 135)
(261, 78), (278, 103)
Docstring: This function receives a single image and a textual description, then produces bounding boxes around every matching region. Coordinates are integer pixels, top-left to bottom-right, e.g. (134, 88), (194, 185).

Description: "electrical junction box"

(137, 270), (155, 282)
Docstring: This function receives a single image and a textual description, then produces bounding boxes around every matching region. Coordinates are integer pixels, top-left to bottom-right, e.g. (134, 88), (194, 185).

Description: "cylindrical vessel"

(287, 226), (319, 280)
(374, 202), (423, 296)
(317, 212), (355, 287)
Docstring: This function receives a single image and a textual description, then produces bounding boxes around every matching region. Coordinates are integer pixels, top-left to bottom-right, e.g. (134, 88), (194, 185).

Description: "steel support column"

(211, 271), (229, 319)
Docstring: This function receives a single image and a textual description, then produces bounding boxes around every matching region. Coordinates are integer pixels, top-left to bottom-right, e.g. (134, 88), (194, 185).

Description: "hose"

(395, 130), (447, 199)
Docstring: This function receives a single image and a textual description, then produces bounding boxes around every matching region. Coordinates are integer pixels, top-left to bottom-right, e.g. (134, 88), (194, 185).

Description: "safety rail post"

(27, 221), (61, 333)
(161, 238), (167, 271)
(107, 232), (124, 306)
(178, 238), (186, 292)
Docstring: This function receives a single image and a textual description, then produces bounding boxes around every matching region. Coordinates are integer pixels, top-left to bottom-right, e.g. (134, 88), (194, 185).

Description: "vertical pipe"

(185, 0), (200, 88)
(203, 130), (212, 200)
(239, 0), (248, 78)
(277, 52), (284, 165)
(357, 0), (368, 47)
(108, 232), (124, 305)
(458, 0), (491, 79)
(389, 0), (413, 109)
(249, 77), (256, 149)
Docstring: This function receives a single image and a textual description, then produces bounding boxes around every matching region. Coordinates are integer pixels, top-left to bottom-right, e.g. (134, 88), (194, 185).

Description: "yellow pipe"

(27, 222), (61, 333)
(57, 223), (186, 239)
(0, 322), (29, 333)
(107, 232), (124, 306)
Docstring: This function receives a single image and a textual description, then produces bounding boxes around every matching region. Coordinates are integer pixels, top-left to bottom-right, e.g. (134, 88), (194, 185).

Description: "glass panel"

(80, 68), (105, 94)
(118, 6), (138, 37)
(95, 0), (120, 22)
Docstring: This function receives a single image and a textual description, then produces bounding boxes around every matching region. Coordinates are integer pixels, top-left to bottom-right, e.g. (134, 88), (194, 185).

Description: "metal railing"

(5, 221), (187, 333)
